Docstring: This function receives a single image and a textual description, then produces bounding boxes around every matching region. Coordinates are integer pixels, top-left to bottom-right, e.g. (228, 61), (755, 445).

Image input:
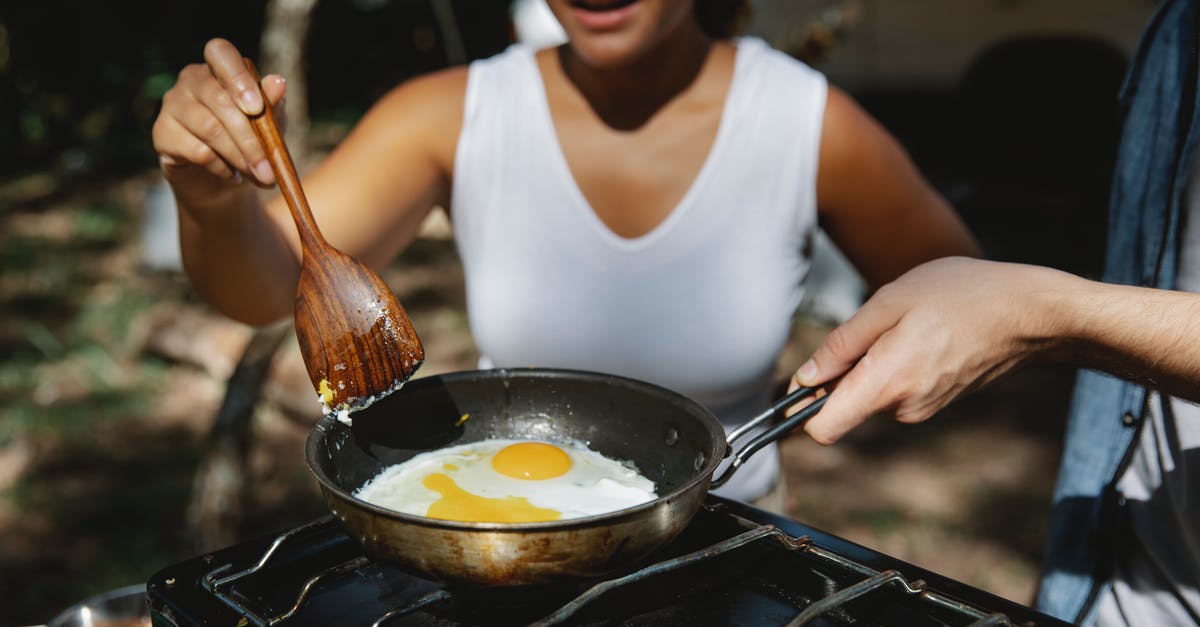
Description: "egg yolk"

(422, 473), (561, 523)
(491, 442), (572, 480)
(318, 378), (334, 407)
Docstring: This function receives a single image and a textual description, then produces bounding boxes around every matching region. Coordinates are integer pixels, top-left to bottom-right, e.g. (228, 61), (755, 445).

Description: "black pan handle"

(709, 383), (830, 489)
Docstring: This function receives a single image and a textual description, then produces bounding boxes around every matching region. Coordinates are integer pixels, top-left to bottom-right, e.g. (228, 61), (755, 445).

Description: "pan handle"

(709, 383), (830, 489)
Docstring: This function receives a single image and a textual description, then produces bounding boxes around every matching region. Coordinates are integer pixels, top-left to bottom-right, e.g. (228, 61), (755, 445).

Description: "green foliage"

(0, 192), (171, 447)
(0, 178), (192, 622)
(0, 3), (513, 621)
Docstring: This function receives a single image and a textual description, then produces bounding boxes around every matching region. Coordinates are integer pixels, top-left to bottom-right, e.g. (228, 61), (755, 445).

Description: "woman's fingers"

(194, 75), (276, 184)
(800, 338), (900, 445)
(204, 38), (264, 115)
(155, 39), (293, 188)
(795, 285), (904, 387)
(153, 114), (238, 182)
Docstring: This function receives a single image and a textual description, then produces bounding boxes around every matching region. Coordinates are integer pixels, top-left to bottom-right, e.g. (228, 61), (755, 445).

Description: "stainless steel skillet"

(305, 368), (826, 587)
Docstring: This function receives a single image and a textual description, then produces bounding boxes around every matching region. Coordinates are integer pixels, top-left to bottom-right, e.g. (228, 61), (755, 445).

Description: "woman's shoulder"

(338, 64), (470, 169)
(725, 36), (827, 125)
(381, 64), (470, 109)
(399, 44), (543, 109)
(472, 42), (541, 69)
(363, 64), (470, 139)
(358, 45), (543, 153)
(372, 42), (542, 113)
(734, 36), (824, 81)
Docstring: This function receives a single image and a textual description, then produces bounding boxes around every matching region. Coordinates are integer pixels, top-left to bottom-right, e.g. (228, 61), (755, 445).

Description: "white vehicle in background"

(748, 0), (1155, 93)
(748, 0), (1159, 279)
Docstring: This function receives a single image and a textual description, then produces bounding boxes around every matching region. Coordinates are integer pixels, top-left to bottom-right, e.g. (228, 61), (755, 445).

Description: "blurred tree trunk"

(186, 0), (317, 550)
(260, 0), (319, 168)
(431, 0), (467, 65)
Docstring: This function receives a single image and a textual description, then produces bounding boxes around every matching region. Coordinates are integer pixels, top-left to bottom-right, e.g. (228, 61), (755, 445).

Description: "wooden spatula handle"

(242, 57), (326, 254)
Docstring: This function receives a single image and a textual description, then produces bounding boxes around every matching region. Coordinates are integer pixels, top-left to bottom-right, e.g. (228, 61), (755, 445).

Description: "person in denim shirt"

(791, 0), (1200, 624)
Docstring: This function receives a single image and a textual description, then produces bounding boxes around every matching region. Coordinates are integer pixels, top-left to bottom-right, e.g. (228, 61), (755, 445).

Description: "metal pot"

(304, 368), (824, 587)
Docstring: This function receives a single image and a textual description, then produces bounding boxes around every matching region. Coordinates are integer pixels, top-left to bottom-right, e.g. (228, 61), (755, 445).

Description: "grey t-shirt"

(1093, 159), (1200, 626)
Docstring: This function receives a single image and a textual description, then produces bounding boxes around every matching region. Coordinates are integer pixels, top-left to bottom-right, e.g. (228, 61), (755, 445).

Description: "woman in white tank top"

(153, 0), (981, 505)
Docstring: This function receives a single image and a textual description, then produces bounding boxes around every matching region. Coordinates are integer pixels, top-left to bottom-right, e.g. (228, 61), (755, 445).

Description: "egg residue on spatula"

(354, 439), (657, 523)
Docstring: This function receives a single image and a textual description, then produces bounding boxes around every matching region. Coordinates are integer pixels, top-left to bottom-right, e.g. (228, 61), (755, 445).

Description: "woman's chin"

(551, 0), (702, 71)
(567, 34), (652, 70)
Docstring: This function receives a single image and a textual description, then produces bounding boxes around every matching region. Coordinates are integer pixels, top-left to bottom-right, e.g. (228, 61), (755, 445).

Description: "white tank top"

(450, 38), (826, 501)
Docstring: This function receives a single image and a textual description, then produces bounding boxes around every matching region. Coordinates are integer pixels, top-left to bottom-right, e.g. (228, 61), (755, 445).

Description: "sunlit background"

(0, 1), (1158, 624)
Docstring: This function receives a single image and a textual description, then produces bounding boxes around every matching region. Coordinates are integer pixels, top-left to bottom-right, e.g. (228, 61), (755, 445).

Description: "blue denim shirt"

(1035, 0), (1198, 622)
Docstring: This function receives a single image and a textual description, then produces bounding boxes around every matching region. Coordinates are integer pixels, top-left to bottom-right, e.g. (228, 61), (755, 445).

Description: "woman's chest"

(552, 102), (724, 239)
(462, 216), (809, 399)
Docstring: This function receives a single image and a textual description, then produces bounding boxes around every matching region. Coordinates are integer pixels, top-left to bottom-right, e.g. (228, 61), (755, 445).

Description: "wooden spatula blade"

(238, 58), (425, 417)
(295, 249), (425, 416)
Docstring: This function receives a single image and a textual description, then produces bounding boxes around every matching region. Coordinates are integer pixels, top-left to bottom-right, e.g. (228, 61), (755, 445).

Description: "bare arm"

(790, 257), (1200, 444)
(152, 38), (463, 326)
(816, 87), (981, 289)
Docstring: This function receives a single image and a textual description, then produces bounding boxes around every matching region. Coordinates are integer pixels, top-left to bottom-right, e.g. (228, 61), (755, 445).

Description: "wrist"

(172, 177), (263, 230)
(1021, 266), (1101, 365)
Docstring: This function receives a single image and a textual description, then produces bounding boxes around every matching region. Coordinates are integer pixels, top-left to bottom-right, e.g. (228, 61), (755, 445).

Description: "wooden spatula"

(242, 58), (423, 416)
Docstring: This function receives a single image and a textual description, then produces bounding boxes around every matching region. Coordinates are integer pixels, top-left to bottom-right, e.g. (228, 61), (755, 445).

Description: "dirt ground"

(0, 171), (1073, 625)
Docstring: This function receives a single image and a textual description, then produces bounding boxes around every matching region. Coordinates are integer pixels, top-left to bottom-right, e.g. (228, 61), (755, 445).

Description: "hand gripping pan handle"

(710, 382), (831, 489)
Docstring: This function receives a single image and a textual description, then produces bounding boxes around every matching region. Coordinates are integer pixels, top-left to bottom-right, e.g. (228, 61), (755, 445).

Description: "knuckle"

(176, 64), (199, 82)
(182, 62), (205, 77)
(159, 86), (185, 110)
(894, 403), (931, 424)
(206, 160), (233, 179)
(182, 141), (217, 168)
(873, 379), (905, 411)
(822, 325), (852, 360)
(199, 80), (235, 110)
(238, 134), (264, 159)
(152, 120), (188, 161)
(150, 117), (168, 145)
(872, 283), (902, 312)
(193, 114), (225, 143)
(177, 64), (213, 89)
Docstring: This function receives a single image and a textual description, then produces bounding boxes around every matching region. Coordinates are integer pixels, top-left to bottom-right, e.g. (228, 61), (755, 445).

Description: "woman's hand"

(152, 38), (302, 325)
(151, 38), (288, 211)
(789, 257), (1072, 444)
(153, 36), (463, 326)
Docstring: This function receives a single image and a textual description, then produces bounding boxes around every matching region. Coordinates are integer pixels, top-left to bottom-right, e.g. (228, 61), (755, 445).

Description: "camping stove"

(146, 496), (1068, 626)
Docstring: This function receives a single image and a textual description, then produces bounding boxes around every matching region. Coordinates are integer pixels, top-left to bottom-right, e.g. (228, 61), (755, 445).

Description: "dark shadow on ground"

(0, 424), (200, 623)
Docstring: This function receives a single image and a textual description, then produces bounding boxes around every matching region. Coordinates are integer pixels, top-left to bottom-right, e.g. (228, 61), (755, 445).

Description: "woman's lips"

(569, 0), (639, 31)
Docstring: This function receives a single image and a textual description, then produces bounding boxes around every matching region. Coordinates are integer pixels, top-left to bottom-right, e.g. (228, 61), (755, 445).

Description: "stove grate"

(196, 509), (1019, 627)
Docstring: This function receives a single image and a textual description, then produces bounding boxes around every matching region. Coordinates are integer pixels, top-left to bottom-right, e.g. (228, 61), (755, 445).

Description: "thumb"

(262, 74), (287, 109)
(261, 75), (290, 138)
(801, 355), (884, 445)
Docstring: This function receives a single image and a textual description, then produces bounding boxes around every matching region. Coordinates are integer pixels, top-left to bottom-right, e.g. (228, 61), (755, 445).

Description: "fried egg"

(354, 438), (657, 523)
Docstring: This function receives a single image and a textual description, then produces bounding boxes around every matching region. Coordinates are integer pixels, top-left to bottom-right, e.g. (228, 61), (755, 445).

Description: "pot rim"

(48, 583), (148, 627)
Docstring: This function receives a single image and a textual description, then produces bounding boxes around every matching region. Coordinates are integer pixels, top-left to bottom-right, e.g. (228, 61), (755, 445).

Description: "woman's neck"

(557, 24), (715, 130)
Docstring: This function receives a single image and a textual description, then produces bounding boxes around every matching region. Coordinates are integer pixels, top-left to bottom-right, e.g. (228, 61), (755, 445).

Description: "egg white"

(354, 438), (657, 521)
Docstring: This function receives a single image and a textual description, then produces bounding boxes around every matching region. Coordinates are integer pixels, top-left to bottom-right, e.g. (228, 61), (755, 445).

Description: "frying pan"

(305, 368), (826, 587)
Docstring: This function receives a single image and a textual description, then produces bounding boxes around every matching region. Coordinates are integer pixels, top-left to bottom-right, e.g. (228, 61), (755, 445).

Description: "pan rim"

(304, 367), (728, 532)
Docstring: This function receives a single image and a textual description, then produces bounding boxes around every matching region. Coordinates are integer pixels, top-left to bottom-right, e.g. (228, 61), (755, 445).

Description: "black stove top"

(146, 497), (1068, 626)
